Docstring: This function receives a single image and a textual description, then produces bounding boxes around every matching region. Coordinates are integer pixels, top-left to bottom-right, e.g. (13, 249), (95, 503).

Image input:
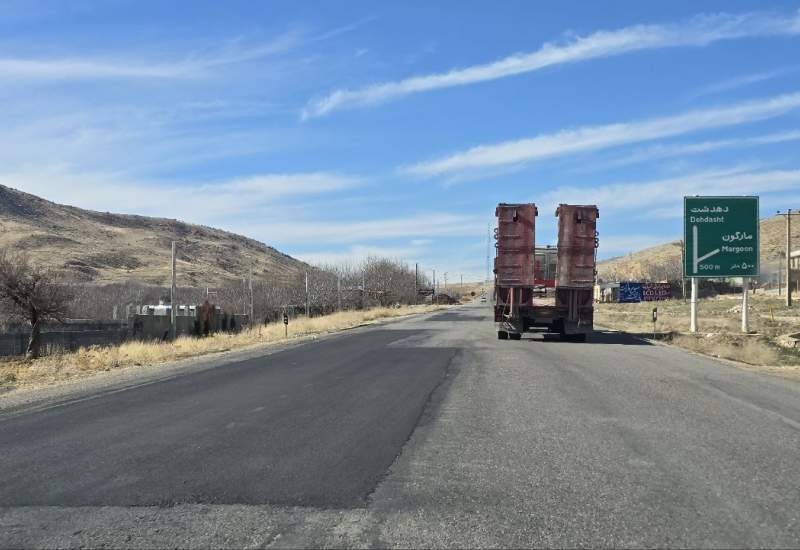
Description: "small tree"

(0, 249), (74, 359)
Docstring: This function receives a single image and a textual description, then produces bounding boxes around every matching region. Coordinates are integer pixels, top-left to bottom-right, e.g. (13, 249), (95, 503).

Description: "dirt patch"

(80, 252), (144, 270)
(16, 234), (79, 248)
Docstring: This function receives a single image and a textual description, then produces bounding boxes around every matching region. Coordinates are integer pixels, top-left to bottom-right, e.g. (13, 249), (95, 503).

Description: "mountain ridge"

(0, 184), (308, 287)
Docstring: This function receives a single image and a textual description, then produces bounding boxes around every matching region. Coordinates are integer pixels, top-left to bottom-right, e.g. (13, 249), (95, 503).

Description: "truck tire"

(510, 332), (522, 340)
(497, 331), (509, 340)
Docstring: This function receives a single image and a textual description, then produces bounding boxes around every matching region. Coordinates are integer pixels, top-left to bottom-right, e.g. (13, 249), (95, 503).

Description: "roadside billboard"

(618, 282), (671, 303)
(642, 282), (672, 301)
(619, 282), (642, 303)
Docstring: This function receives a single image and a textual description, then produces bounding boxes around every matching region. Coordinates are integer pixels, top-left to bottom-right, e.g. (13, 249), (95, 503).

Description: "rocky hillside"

(598, 215), (800, 282)
(0, 184), (308, 287)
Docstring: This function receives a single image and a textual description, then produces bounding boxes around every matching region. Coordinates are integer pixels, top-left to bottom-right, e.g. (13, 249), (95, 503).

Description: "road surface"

(1, 304), (799, 548)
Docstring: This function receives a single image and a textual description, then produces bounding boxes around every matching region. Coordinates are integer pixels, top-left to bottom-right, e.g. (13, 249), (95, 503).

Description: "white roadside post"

(741, 277), (749, 333)
(690, 278), (698, 333)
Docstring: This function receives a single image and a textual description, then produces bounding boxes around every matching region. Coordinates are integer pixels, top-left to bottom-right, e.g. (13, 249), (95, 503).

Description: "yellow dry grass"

(595, 296), (800, 368)
(670, 333), (780, 366)
(0, 305), (446, 389)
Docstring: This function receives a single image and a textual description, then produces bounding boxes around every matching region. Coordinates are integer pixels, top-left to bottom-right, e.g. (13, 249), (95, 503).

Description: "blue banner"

(619, 282), (643, 303)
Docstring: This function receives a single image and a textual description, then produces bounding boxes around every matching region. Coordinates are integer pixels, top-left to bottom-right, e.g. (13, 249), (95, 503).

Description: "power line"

(485, 222), (491, 284)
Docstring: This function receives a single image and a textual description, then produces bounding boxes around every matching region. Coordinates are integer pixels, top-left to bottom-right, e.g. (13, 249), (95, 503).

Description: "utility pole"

(680, 240), (686, 302)
(305, 271), (310, 317)
(248, 264), (254, 324)
(337, 272), (342, 312)
(460, 274), (463, 289)
(415, 263), (420, 301)
(433, 269), (436, 297)
(170, 241), (177, 341)
(444, 272), (448, 294)
(362, 271), (366, 309)
(787, 208), (793, 307)
(485, 223), (492, 283)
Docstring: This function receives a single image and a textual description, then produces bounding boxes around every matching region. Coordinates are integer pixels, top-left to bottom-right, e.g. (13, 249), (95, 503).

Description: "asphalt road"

(1, 304), (799, 548)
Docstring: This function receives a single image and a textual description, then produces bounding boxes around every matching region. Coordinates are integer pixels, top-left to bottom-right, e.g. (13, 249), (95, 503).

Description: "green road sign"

(683, 196), (759, 278)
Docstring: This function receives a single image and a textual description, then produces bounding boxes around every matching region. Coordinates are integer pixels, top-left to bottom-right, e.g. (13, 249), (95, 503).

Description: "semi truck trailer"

(494, 202), (599, 342)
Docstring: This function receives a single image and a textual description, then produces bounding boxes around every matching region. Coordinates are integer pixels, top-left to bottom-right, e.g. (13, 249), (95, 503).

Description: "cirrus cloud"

(404, 92), (800, 177)
(303, 10), (800, 119)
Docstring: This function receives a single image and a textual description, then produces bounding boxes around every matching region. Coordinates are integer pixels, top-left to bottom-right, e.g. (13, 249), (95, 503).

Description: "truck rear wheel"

(497, 331), (509, 340)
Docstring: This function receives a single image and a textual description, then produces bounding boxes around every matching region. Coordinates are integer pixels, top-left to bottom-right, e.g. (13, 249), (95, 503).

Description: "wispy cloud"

(687, 66), (800, 99)
(598, 235), (674, 256)
(310, 15), (378, 43)
(0, 58), (199, 80)
(596, 129), (800, 169)
(0, 166), (360, 222)
(237, 213), (486, 245)
(0, 35), (300, 80)
(0, 19), (367, 81)
(297, 243), (426, 266)
(0, 102), (315, 177)
(302, 10), (800, 118)
(539, 166), (800, 216)
(404, 92), (800, 177)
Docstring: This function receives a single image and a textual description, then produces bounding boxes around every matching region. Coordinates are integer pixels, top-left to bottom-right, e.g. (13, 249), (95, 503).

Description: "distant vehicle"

(534, 246), (558, 288)
(493, 203), (598, 342)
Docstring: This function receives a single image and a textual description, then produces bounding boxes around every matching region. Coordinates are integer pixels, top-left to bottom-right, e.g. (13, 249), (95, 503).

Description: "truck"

(494, 202), (599, 342)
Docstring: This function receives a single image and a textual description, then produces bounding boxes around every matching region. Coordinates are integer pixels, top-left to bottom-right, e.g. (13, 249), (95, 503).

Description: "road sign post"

(684, 196), (759, 334)
(652, 307), (658, 339)
(742, 277), (749, 333)
(690, 278), (698, 333)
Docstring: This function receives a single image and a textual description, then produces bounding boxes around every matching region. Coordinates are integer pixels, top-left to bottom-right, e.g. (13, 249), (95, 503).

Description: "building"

(128, 301), (249, 340)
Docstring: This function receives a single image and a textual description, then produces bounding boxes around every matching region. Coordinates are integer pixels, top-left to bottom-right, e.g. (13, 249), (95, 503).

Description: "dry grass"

(595, 295), (800, 367)
(671, 333), (780, 366)
(0, 305), (446, 389)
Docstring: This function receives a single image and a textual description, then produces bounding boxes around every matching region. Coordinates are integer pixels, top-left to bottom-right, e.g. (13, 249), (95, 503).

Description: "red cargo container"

(494, 203), (599, 342)
(555, 204), (599, 288)
(494, 203), (537, 287)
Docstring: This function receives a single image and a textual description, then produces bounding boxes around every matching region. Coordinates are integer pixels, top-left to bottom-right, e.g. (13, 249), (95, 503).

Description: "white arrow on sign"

(692, 225), (720, 274)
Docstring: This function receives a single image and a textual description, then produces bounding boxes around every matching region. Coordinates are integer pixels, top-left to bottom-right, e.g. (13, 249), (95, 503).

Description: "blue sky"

(1, 1), (800, 280)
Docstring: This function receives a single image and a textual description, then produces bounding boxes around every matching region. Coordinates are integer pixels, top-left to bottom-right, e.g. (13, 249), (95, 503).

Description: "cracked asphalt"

(1, 304), (799, 548)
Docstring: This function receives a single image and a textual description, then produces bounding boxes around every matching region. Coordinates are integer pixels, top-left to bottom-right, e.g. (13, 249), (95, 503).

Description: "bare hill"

(598, 215), (800, 282)
(0, 184), (307, 287)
